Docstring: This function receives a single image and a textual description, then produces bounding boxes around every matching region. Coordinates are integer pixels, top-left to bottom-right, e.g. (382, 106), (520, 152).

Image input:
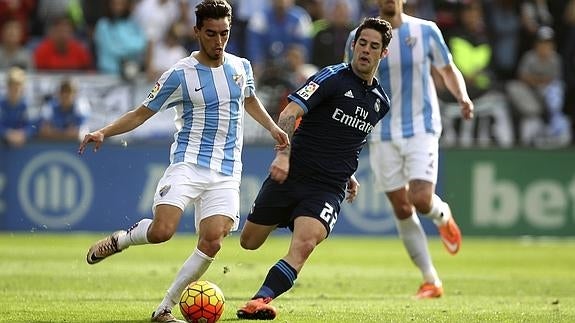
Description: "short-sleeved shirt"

(346, 14), (452, 141)
(287, 63), (390, 193)
(142, 52), (255, 180)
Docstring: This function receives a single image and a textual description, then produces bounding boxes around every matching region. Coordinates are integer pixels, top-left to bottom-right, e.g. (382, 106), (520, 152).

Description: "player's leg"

(237, 216), (328, 320)
(258, 216), (327, 300)
(240, 221), (277, 250)
(386, 188), (442, 298)
(86, 164), (190, 265)
(370, 140), (442, 298)
(240, 177), (286, 251)
(405, 134), (461, 255)
(153, 173), (240, 322)
(152, 214), (235, 323)
(236, 177), (300, 319)
(235, 219), (282, 321)
(85, 205), (184, 265)
(409, 180), (461, 255)
(259, 216), (328, 298)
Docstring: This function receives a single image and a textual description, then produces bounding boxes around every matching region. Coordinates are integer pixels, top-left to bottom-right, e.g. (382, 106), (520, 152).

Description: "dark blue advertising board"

(0, 143), (438, 235)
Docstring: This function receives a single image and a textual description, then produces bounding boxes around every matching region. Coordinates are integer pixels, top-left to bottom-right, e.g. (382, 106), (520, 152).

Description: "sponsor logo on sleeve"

(159, 184), (171, 197)
(147, 82), (161, 100)
(296, 81), (319, 100)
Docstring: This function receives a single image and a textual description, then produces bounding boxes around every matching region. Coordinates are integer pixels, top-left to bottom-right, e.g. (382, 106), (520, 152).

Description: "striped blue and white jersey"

(346, 14), (452, 141)
(142, 52), (255, 179)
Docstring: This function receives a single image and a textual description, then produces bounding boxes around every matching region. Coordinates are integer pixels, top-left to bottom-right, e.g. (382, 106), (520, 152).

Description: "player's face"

(379, 0), (401, 16)
(351, 28), (387, 79)
(195, 18), (230, 62)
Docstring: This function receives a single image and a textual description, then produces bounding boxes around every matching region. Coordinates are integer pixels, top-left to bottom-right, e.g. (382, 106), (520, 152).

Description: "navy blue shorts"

(246, 176), (344, 235)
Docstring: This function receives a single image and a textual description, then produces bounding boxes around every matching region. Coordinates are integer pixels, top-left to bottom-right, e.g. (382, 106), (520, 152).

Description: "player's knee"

(392, 203), (413, 219)
(410, 194), (432, 213)
(197, 237), (223, 257)
(239, 235), (262, 250)
(198, 226), (230, 255)
(147, 225), (175, 243)
(239, 238), (252, 250)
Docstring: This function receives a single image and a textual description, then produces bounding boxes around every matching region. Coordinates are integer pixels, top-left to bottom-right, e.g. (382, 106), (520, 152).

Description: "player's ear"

(380, 48), (389, 59)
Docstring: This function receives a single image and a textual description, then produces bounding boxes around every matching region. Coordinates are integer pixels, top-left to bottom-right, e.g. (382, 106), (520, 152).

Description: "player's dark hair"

(195, 0), (232, 29)
(353, 17), (393, 50)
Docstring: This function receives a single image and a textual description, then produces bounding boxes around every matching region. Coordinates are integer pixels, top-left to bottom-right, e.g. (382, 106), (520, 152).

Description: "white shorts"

(369, 133), (439, 192)
(153, 162), (240, 232)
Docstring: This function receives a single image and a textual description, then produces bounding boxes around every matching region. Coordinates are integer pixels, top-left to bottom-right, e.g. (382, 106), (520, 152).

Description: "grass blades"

(0, 233), (574, 322)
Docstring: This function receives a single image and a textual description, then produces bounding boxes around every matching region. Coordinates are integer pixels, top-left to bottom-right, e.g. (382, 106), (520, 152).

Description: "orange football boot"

(415, 282), (444, 299)
(236, 297), (277, 320)
(438, 204), (462, 255)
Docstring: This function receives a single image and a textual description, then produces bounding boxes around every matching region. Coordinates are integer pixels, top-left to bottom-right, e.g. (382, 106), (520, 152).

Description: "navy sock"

(253, 259), (298, 300)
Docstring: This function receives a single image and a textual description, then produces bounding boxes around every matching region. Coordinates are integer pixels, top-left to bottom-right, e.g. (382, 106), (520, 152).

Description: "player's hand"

(346, 175), (360, 203)
(269, 154), (289, 184)
(270, 125), (289, 151)
(459, 97), (474, 120)
(78, 131), (105, 155)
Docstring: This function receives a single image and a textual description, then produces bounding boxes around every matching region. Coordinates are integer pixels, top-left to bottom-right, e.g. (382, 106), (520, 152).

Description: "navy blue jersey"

(287, 63), (390, 191)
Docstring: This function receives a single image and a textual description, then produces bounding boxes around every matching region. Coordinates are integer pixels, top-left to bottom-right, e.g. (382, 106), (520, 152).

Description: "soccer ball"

(179, 280), (225, 323)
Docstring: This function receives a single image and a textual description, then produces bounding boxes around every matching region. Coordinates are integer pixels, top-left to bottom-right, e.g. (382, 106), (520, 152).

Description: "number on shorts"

(319, 202), (338, 232)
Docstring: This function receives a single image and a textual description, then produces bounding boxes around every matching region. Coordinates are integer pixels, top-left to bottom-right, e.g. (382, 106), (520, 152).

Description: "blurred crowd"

(0, 0), (574, 148)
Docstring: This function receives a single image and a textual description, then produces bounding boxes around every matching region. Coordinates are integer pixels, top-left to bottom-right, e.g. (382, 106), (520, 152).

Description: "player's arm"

(276, 102), (304, 156)
(436, 63), (474, 120)
(245, 95), (289, 149)
(346, 174), (359, 203)
(78, 105), (155, 154)
(269, 101), (305, 184)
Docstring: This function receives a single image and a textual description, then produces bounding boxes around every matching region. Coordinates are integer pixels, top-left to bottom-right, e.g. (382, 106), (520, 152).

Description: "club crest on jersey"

(159, 185), (171, 197)
(233, 74), (244, 87)
(297, 81), (319, 100)
(374, 98), (381, 112)
(405, 36), (417, 47)
(147, 82), (161, 100)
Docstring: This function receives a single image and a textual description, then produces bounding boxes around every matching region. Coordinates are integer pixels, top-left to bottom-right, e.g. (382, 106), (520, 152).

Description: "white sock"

(155, 248), (214, 314)
(117, 218), (152, 250)
(423, 194), (450, 226)
(395, 214), (441, 285)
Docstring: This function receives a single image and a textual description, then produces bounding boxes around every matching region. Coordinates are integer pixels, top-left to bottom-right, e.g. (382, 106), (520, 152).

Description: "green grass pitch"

(1, 233), (574, 322)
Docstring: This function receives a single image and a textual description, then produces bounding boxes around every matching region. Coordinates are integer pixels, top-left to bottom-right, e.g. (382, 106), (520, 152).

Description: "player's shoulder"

(311, 63), (350, 84)
(223, 52), (252, 68)
(224, 52), (246, 62)
(291, 63), (349, 103)
(167, 55), (195, 71)
(402, 13), (439, 29)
